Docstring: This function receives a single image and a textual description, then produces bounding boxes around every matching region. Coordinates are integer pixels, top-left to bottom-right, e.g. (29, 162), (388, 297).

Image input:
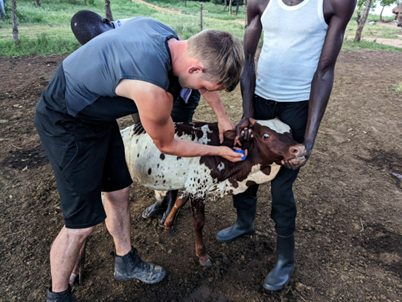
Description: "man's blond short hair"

(187, 29), (245, 92)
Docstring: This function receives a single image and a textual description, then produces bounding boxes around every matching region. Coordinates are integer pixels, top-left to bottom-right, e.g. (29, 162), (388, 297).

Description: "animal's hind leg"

(69, 238), (87, 285)
(159, 190), (178, 227)
(191, 198), (211, 267)
(164, 193), (189, 232)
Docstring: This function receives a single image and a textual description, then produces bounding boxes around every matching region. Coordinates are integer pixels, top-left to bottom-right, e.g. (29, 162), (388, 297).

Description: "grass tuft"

(393, 82), (402, 94)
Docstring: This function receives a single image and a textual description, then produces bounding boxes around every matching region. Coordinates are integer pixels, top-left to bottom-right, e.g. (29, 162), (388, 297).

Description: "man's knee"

(64, 226), (94, 242)
(104, 186), (130, 198)
(233, 185), (259, 210)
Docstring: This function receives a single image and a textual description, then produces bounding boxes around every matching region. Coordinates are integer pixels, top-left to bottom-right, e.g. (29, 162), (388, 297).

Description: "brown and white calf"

(121, 118), (305, 266)
(70, 118), (305, 284)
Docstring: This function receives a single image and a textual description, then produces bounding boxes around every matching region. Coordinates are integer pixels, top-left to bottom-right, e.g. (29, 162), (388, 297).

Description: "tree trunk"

(35, 0), (40, 7)
(229, 0), (233, 15)
(224, 0), (227, 11)
(354, 0), (372, 42)
(184, 0), (186, 7)
(105, 0), (113, 21)
(235, 0), (240, 15)
(12, 0), (19, 46)
(380, 6), (385, 22)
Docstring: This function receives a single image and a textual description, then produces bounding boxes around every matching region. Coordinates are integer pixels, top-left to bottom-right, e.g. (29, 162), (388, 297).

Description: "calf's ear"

(248, 118), (257, 127)
(224, 130), (237, 140)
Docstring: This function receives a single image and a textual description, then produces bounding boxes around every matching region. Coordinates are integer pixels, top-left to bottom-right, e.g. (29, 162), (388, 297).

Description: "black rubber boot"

(112, 247), (165, 284)
(263, 233), (295, 291)
(142, 195), (168, 219)
(216, 201), (256, 243)
(46, 285), (76, 302)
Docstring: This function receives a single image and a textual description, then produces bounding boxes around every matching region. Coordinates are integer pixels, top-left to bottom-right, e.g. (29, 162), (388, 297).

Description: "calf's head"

(226, 118), (306, 166)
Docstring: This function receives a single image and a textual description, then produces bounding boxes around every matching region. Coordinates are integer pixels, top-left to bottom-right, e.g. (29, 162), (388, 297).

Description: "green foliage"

(379, 0), (401, 8)
(356, 0), (401, 11)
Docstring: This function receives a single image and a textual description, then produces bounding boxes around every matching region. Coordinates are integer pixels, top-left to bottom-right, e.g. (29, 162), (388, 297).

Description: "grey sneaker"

(46, 285), (76, 302)
(112, 247), (165, 284)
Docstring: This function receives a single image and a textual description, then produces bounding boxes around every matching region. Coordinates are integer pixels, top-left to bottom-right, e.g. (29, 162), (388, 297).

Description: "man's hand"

(218, 116), (235, 144)
(234, 117), (254, 146)
(281, 141), (313, 170)
(219, 146), (248, 162)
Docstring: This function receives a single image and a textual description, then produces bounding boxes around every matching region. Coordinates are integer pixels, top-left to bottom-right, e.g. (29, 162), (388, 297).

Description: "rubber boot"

(46, 285), (76, 302)
(142, 192), (169, 219)
(263, 233), (295, 291)
(112, 247), (165, 284)
(216, 201), (256, 242)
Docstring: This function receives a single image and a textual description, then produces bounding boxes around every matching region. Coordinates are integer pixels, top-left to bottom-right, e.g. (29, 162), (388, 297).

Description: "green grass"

(0, 0), (248, 56)
(365, 14), (396, 22)
(342, 38), (402, 52)
(0, 33), (80, 57)
(346, 13), (402, 40)
(0, 0), (401, 57)
(393, 82), (402, 93)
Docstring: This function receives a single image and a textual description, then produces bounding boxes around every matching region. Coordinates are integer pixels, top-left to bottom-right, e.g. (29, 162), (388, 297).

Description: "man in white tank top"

(216, 0), (356, 291)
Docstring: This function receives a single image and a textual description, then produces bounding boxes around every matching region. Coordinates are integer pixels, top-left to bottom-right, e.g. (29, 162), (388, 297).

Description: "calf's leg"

(159, 190), (178, 227)
(69, 238), (87, 285)
(164, 194), (189, 232)
(191, 198), (211, 267)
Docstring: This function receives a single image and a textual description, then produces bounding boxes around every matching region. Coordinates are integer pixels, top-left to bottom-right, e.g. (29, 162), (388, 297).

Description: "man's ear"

(224, 130), (237, 140)
(189, 66), (203, 74)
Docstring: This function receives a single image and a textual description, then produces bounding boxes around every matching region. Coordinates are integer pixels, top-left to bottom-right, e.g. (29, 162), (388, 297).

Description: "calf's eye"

(263, 134), (269, 139)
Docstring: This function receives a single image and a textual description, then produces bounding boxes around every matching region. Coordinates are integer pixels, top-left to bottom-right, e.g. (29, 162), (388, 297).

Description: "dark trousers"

(233, 95), (309, 237)
(171, 90), (200, 123)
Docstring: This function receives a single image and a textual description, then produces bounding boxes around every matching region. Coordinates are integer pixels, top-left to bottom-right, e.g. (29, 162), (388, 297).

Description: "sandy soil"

(1, 50), (402, 301)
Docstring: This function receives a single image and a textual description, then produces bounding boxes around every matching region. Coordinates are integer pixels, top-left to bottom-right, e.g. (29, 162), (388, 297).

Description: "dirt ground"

(1, 50), (402, 302)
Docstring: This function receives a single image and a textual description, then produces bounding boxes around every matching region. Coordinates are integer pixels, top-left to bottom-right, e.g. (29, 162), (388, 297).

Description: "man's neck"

(168, 39), (189, 77)
(281, 0), (304, 6)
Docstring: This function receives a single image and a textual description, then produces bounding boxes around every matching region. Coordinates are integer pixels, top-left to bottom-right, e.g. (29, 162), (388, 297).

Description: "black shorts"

(34, 66), (133, 229)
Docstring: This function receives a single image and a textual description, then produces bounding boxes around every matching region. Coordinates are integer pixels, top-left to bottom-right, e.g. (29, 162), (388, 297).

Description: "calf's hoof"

(159, 217), (166, 228)
(69, 273), (82, 286)
(164, 226), (176, 236)
(198, 255), (212, 267)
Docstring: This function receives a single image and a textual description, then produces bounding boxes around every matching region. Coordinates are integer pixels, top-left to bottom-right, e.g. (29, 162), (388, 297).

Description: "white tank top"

(255, 0), (328, 102)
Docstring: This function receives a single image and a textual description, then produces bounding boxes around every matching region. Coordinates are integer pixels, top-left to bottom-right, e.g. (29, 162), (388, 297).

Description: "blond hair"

(187, 29), (244, 92)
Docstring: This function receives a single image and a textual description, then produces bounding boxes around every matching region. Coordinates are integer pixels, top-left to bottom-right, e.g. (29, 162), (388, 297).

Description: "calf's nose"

(289, 144), (307, 158)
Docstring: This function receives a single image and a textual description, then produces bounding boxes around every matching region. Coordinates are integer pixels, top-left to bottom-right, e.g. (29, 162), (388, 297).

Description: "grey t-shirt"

(62, 17), (179, 118)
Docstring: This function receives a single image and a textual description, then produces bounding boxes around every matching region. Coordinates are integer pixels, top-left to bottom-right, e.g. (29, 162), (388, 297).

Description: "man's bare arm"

(115, 80), (245, 162)
(199, 90), (235, 144)
(235, 0), (268, 144)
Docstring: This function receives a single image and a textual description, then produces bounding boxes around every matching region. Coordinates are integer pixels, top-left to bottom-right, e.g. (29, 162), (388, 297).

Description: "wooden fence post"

(12, 0), (19, 46)
(200, 3), (203, 31)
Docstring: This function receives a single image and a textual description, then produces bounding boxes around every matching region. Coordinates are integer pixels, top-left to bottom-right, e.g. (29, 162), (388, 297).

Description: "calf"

(121, 118), (305, 266)
(70, 118), (305, 284)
